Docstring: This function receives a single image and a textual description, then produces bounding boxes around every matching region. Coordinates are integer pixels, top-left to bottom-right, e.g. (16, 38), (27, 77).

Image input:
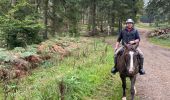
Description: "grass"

(136, 22), (170, 31)
(149, 37), (170, 48)
(136, 23), (156, 31)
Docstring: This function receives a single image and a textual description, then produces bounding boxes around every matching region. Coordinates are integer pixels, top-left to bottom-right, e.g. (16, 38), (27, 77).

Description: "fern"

(21, 51), (37, 58)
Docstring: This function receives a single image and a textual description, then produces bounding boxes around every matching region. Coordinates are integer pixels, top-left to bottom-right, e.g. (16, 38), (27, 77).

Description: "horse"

(116, 43), (140, 100)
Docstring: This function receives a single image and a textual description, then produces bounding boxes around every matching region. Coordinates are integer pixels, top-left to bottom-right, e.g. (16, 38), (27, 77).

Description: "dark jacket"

(117, 27), (140, 45)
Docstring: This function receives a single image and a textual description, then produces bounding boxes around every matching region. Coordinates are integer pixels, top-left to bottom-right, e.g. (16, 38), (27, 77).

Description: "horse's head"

(123, 43), (139, 75)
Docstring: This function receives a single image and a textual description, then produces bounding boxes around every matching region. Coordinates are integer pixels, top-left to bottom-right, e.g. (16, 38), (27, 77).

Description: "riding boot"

(111, 56), (118, 74)
(139, 57), (145, 75)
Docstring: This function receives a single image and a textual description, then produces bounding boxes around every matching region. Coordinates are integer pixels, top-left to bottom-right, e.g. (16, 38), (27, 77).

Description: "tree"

(0, 1), (43, 49)
(43, 0), (49, 39)
(146, 0), (170, 25)
(51, 0), (57, 36)
(11, 0), (17, 6)
(90, 0), (97, 36)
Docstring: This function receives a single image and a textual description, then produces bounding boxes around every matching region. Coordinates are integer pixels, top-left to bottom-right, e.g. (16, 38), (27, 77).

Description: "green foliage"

(0, 0), (11, 16)
(13, 47), (26, 53)
(0, 50), (16, 63)
(20, 52), (37, 58)
(9, 2), (35, 20)
(0, 1), (43, 49)
(64, 0), (81, 37)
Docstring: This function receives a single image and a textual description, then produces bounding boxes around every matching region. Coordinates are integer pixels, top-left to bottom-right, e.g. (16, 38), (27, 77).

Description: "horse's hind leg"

(130, 75), (137, 100)
(120, 75), (126, 100)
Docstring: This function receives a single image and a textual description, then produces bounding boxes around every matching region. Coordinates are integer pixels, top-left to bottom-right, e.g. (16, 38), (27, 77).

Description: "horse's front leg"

(120, 75), (126, 100)
(130, 75), (137, 100)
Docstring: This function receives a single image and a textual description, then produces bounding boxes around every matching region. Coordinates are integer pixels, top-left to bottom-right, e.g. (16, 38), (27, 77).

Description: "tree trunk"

(100, 20), (104, 32)
(51, 0), (57, 36)
(11, 0), (17, 6)
(89, 0), (96, 36)
(43, 0), (49, 39)
(88, 7), (91, 32)
(81, 8), (85, 24)
(111, 16), (115, 35)
(118, 18), (122, 33)
(35, 0), (41, 13)
(92, 0), (96, 35)
(132, 0), (137, 22)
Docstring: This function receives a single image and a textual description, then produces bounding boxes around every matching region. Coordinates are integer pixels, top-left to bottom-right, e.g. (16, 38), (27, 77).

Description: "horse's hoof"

(122, 97), (127, 100)
(134, 86), (137, 94)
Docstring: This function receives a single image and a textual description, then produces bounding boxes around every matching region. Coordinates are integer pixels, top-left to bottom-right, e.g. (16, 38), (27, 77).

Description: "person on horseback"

(111, 18), (145, 75)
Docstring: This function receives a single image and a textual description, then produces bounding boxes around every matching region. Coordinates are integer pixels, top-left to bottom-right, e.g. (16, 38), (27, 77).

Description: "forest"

(0, 0), (170, 100)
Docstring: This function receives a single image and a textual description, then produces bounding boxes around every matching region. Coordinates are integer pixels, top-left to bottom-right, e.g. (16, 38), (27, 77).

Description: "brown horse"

(117, 43), (140, 100)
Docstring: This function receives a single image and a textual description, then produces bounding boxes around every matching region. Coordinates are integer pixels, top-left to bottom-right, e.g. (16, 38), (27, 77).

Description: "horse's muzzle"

(129, 70), (134, 74)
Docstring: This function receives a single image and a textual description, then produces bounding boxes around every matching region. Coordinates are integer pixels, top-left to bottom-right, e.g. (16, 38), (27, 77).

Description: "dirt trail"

(136, 28), (170, 100)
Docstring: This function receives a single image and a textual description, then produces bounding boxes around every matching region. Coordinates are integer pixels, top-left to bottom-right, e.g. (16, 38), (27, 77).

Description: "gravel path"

(136, 28), (170, 100)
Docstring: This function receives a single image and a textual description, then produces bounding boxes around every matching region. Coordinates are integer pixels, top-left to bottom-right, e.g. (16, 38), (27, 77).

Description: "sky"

(144, 0), (149, 6)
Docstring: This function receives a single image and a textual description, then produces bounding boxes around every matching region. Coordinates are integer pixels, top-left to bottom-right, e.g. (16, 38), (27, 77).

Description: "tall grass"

(149, 37), (170, 48)
(135, 23), (156, 31)
(136, 22), (170, 31)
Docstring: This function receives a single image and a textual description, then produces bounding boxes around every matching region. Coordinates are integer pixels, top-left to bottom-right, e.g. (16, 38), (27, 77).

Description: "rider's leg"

(137, 48), (145, 75)
(111, 55), (118, 74)
(111, 46), (124, 74)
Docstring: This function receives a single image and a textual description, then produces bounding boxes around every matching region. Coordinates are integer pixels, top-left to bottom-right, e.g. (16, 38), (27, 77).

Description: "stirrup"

(111, 67), (118, 74)
(139, 69), (145, 75)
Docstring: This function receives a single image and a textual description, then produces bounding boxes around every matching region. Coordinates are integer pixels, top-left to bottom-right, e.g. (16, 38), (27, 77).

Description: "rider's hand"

(114, 49), (117, 52)
(129, 41), (135, 44)
(114, 47), (118, 52)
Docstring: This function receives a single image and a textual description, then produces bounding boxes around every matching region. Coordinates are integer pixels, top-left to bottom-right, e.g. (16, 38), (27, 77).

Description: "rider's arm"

(115, 42), (120, 50)
(115, 31), (122, 50)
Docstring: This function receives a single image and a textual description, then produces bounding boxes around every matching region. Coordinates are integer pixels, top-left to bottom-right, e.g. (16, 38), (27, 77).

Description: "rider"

(111, 19), (145, 75)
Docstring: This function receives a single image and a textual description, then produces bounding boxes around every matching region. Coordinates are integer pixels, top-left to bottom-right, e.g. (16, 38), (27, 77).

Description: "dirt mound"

(37, 43), (48, 54)
(13, 58), (30, 71)
(0, 38), (80, 81)
(0, 68), (8, 80)
(25, 55), (41, 63)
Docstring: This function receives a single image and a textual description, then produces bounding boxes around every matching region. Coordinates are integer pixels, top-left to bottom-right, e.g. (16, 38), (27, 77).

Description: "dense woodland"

(0, 0), (144, 49)
(145, 0), (170, 25)
(0, 0), (170, 99)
